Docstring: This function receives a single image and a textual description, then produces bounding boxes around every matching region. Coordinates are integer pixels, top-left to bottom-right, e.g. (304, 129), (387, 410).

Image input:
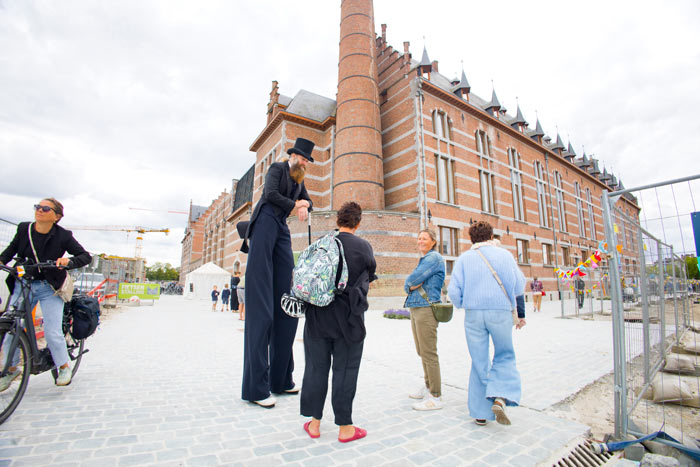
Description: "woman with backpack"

(300, 202), (377, 443)
(404, 229), (446, 411)
(0, 198), (91, 390)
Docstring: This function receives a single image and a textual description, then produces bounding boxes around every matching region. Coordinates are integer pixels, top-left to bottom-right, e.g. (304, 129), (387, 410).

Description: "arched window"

(575, 182), (587, 238)
(476, 130), (496, 214)
(554, 171), (567, 232)
(432, 110), (451, 141)
(508, 148), (524, 221)
(534, 161), (549, 227)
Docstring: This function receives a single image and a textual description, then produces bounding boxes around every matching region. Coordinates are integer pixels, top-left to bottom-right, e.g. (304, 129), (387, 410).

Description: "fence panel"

(603, 174), (699, 444)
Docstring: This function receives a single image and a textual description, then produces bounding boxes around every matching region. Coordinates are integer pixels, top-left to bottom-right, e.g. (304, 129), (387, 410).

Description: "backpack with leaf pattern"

(291, 231), (348, 306)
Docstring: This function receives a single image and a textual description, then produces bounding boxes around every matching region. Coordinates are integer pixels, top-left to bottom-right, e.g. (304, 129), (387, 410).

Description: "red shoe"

(338, 427), (366, 443)
(303, 421), (320, 439)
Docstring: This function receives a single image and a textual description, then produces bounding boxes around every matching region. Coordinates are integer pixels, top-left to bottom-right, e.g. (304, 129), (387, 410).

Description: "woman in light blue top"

(404, 229), (446, 411)
(448, 221), (525, 426)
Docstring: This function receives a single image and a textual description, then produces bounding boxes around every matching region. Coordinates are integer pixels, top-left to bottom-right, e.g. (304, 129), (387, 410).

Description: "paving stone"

(0, 298), (601, 466)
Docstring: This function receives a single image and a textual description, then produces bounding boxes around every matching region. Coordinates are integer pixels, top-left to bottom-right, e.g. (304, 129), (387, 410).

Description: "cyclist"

(0, 198), (91, 390)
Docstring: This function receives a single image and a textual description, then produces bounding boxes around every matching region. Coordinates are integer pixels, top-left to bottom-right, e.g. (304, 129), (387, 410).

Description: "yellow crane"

(65, 225), (170, 258)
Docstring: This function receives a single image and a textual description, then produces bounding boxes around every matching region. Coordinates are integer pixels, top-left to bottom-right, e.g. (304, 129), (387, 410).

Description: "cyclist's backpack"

(69, 295), (100, 339)
(291, 231), (348, 307)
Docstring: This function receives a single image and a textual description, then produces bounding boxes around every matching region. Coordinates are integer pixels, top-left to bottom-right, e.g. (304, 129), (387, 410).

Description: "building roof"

(190, 205), (207, 223)
(485, 88), (501, 112)
(285, 89), (336, 123)
(232, 165), (255, 213)
(511, 104), (527, 127)
(452, 69), (470, 93)
(279, 94), (292, 107)
(419, 46), (431, 66)
(552, 133), (566, 151)
(531, 118), (545, 138)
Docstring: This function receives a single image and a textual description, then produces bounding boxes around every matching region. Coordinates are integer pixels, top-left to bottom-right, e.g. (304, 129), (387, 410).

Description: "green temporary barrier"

(118, 283), (161, 300)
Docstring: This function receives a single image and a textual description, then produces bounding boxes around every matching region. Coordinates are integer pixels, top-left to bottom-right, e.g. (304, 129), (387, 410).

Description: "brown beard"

(289, 161), (306, 184)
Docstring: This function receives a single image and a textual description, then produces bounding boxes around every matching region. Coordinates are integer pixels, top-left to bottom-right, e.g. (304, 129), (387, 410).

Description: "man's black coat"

(239, 161), (312, 253)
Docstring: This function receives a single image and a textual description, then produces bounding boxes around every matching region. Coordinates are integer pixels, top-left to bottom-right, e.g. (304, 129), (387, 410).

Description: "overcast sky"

(1, 0), (699, 267)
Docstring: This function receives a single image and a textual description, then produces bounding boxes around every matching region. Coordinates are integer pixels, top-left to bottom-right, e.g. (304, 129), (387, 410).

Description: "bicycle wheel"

(50, 335), (84, 382)
(0, 324), (32, 425)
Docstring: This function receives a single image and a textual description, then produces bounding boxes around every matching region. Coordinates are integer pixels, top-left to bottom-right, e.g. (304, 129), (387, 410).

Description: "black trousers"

(300, 325), (364, 426)
(242, 207), (298, 402)
(577, 291), (585, 308)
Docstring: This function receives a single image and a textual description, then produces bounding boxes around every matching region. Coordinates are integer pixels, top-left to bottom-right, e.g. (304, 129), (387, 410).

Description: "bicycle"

(0, 261), (88, 424)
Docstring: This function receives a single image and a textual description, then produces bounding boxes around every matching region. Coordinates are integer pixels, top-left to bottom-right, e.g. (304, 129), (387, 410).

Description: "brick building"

(183, 0), (639, 297)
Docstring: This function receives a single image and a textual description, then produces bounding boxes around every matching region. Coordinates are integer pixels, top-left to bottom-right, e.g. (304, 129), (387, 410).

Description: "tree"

(146, 262), (180, 281)
(685, 256), (699, 280)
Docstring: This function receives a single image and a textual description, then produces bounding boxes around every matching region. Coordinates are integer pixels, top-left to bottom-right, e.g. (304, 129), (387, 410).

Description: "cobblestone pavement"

(0, 296), (618, 466)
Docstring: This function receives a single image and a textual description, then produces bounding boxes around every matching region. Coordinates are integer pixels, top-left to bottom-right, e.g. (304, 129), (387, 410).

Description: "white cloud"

(1, 0), (699, 265)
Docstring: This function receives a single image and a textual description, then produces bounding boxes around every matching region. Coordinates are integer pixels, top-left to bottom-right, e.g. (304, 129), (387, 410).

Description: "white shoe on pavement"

(56, 366), (72, 386)
(409, 385), (429, 400)
(253, 395), (277, 408)
(0, 369), (21, 392)
(412, 395), (442, 411)
(491, 397), (511, 425)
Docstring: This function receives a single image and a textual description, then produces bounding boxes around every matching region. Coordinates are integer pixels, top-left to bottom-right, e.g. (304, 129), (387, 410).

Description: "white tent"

(183, 262), (231, 300)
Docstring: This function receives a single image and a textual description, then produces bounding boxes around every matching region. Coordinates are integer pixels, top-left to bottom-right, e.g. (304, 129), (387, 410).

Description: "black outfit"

(300, 232), (377, 426)
(241, 161), (313, 402)
(230, 275), (240, 310)
(1, 222), (91, 293)
(576, 278), (585, 309)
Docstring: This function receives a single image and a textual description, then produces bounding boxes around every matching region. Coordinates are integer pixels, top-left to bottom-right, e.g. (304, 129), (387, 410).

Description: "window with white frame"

(476, 130), (496, 214)
(575, 182), (587, 238)
(534, 161), (549, 227)
(439, 226), (459, 274)
(508, 148), (525, 222)
(586, 188), (597, 239)
(542, 243), (553, 266)
(554, 171), (567, 232)
(516, 239), (530, 264)
(432, 110), (451, 141)
(435, 154), (455, 204)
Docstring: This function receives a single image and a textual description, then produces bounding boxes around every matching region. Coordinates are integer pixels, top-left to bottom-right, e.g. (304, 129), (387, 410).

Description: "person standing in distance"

(240, 137), (315, 408)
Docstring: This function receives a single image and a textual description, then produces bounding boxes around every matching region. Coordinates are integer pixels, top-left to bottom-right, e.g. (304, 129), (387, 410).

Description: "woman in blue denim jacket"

(404, 229), (446, 411)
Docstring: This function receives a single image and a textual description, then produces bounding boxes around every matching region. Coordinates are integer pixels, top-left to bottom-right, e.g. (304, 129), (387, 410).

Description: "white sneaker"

(491, 397), (511, 425)
(56, 366), (72, 386)
(409, 386), (429, 400)
(253, 395), (277, 408)
(0, 369), (21, 392)
(412, 395), (442, 411)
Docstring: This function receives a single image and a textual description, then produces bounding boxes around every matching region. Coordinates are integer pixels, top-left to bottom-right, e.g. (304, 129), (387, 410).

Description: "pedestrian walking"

(237, 274), (245, 321)
(0, 198), (92, 389)
(239, 137), (315, 408)
(448, 220), (525, 426)
(211, 285), (219, 311)
(230, 272), (240, 312)
(221, 284), (231, 312)
(530, 276), (544, 312)
(404, 229), (446, 411)
(576, 277), (585, 309)
(300, 202), (377, 442)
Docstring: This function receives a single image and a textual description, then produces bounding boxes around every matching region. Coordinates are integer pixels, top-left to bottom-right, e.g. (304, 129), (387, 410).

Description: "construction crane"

(65, 225), (170, 258)
(129, 207), (188, 215)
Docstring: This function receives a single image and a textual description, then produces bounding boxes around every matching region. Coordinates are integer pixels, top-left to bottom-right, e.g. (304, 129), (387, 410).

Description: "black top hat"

(287, 138), (315, 162)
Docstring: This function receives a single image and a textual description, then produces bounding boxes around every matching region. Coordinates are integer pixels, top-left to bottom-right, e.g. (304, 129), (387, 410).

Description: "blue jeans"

(2, 280), (69, 368)
(464, 309), (521, 420)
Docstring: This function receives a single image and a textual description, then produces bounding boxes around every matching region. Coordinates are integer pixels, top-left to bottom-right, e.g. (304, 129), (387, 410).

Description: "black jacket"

(240, 161), (312, 253)
(0, 222), (92, 290)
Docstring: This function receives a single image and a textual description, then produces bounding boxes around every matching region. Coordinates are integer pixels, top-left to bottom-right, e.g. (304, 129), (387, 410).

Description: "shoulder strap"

(27, 223), (40, 264)
(333, 234), (348, 292)
(418, 286), (432, 304)
(474, 249), (510, 302)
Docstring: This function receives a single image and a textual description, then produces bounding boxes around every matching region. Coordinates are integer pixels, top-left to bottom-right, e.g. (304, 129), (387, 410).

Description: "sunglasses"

(34, 204), (55, 213)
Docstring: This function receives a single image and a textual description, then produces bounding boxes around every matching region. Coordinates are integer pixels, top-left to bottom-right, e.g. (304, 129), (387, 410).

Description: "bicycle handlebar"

(0, 260), (66, 278)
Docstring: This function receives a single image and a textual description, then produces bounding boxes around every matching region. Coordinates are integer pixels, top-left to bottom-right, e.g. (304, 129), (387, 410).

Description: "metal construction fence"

(602, 174), (700, 445)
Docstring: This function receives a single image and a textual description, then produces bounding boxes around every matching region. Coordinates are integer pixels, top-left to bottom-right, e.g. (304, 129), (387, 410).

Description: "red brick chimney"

(333, 0), (384, 210)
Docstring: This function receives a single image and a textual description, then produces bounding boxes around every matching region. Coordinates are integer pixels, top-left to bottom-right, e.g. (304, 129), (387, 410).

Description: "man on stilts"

(239, 137), (315, 408)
